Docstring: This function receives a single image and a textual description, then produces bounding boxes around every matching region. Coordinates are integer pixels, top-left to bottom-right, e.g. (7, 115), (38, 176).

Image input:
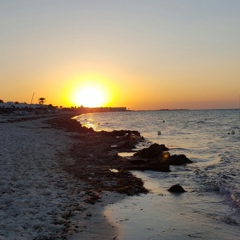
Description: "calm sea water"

(76, 109), (240, 223)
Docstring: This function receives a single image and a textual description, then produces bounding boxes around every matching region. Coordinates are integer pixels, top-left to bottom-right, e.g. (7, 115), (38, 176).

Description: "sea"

(75, 109), (240, 239)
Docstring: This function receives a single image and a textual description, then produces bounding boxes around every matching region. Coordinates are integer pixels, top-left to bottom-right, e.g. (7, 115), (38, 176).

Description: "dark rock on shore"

(45, 115), (95, 133)
(125, 162), (170, 172)
(102, 129), (142, 138)
(133, 143), (169, 158)
(127, 159), (150, 165)
(169, 154), (193, 165)
(45, 115), (149, 197)
(125, 143), (192, 172)
(168, 184), (186, 193)
(100, 130), (144, 151)
(45, 115), (192, 198)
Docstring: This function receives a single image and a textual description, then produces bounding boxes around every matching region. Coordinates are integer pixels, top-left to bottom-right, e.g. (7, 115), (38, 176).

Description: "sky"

(0, 0), (239, 110)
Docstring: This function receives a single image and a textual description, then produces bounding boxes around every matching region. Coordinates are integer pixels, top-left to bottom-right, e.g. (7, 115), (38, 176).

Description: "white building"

(0, 102), (44, 109)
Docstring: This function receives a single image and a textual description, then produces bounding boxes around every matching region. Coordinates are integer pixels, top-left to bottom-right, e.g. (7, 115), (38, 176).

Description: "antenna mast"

(30, 92), (35, 104)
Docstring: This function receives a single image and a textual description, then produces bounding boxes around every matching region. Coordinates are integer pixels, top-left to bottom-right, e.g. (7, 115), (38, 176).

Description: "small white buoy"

(158, 131), (161, 135)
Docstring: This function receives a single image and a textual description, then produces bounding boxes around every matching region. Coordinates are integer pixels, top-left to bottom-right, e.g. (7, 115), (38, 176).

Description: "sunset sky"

(0, 0), (239, 110)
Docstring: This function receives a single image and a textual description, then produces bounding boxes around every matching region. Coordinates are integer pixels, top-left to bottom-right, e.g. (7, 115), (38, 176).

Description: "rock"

(133, 143), (169, 158)
(84, 190), (101, 204)
(168, 154), (192, 165)
(115, 140), (135, 149)
(168, 184), (186, 193)
(127, 159), (150, 165)
(125, 161), (170, 172)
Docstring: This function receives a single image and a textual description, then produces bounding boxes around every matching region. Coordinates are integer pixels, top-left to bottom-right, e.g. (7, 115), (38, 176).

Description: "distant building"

(0, 102), (46, 109)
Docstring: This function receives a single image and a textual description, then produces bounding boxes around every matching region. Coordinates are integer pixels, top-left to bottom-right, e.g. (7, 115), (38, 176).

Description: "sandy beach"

(1, 112), (239, 240)
(0, 113), (118, 239)
(0, 112), (148, 240)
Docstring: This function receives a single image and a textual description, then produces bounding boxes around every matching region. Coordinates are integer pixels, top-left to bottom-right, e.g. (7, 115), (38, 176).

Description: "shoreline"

(45, 114), (149, 197)
(1, 112), (239, 239)
(0, 112), (148, 239)
(104, 170), (240, 240)
(36, 113), (240, 240)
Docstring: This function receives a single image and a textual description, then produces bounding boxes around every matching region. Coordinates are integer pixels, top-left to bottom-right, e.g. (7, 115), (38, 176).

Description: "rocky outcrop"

(133, 143), (169, 158)
(168, 184), (186, 193)
(125, 162), (170, 172)
(169, 154), (192, 165)
(124, 143), (192, 172)
(46, 116), (192, 196)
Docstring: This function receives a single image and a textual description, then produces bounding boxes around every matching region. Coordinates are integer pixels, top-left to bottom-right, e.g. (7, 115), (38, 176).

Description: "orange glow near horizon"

(72, 86), (106, 107)
(0, 2), (239, 111)
(66, 76), (115, 107)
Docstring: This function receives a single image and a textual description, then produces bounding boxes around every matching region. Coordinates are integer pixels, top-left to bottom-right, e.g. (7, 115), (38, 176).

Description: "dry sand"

(0, 113), (119, 239)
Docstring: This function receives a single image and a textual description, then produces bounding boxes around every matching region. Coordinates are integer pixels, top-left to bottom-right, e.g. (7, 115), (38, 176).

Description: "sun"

(73, 86), (106, 107)
(66, 75), (115, 107)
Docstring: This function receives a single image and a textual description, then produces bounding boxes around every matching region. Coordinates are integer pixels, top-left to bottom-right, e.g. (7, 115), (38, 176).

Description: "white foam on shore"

(0, 116), (87, 239)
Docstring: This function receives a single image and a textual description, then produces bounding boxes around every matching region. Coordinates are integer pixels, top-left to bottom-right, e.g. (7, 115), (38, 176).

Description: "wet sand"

(104, 171), (240, 240)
